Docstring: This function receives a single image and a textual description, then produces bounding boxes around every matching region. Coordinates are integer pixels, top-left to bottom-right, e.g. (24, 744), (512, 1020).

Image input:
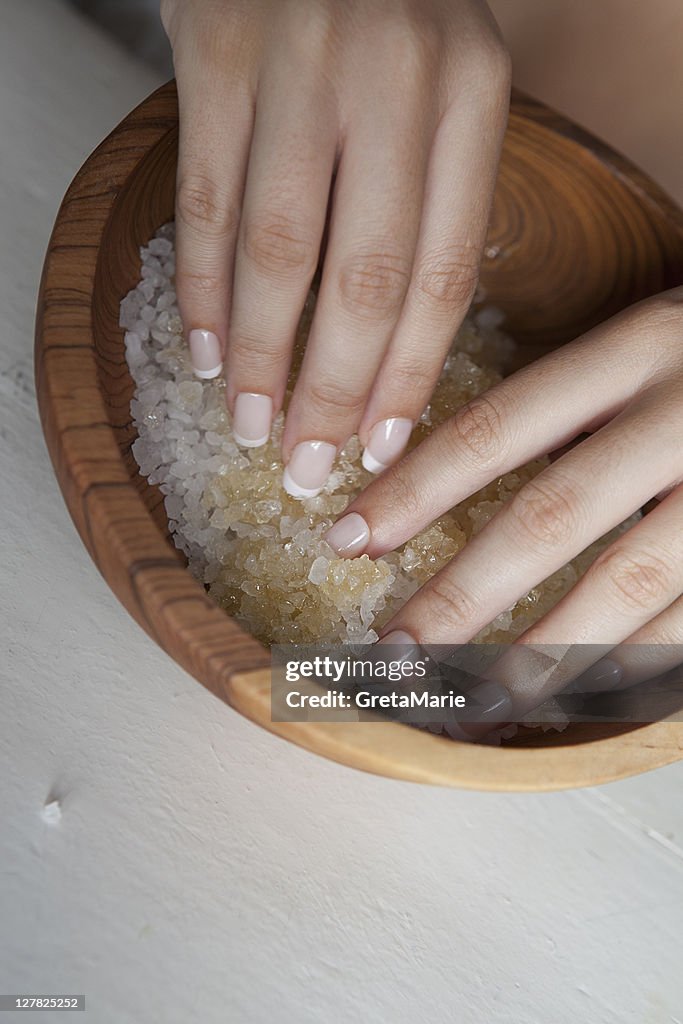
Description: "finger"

(575, 596), (683, 694)
(225, 54), (338, 447)
(358, 68), (510, 473)
(518, 477), (683, 650)
(486, 483), (683, 718)
(325, 297), (675, 556)
(372, 383), (683, 648)
(280, 80), (435, 496)
(173, 40), (255, 379)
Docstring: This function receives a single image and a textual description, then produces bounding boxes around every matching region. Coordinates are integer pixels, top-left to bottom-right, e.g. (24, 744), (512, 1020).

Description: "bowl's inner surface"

(95, 103), (683, 749)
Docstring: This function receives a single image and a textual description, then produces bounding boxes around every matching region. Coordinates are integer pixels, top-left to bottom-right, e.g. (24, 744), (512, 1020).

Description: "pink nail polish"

(324, 512), (370, 557)
(189, 328), (222, 379)
(283, 441), (336, 499)
(362, 417), (413, 474)
(233, 393), (273, 448)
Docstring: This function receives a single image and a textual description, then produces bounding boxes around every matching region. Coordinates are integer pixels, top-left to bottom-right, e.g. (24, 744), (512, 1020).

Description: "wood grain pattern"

(35, 81), (683, 790)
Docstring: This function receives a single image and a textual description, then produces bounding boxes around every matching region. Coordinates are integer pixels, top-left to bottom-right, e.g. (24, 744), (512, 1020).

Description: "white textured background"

(1, 2), (683, 1021)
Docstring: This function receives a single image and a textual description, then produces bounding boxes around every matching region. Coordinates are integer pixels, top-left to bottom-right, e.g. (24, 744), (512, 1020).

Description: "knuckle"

(506, 477), (582, 548)
(228, 331), (289, 374)
(446, 394), (510, 467)
(283, 1), (335, 62)
(383, 357), (438, 399)
(421, 574), (479, 633)
(176, 175), (238, 239)
(179, 269), (224, 303)
(642, 623), (681, 648)
(306, 378), (366, 420)
(388, 19), (441, 81)
(642, 292), (683, 337)
(644, 288), (683, 317)
(464, 33), (512, 94)
(482, 37), (512, 91)
(243, 214), (318, 278)
(593, 546), (675, 612)
(371, 460), (435, 536)
(415, 245), (481, 312)
(338, 251), (410, 320)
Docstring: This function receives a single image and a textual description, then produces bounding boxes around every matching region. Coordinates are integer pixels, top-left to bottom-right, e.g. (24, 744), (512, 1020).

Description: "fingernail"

(283, 441), (336, 499)
(189, 328), (222, 379)
(324, 512), (370, 557)
(233, 392), (272, 448)
(362, 417), (413, 474)
(467, 681), (513, 721)
(575, 658), (623, 694)
(375, 630), (422, 666)
(459, 681), (513, 738)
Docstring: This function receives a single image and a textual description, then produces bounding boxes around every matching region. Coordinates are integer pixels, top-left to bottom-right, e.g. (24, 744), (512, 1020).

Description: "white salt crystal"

(474, 305), (505, 329)
(177, 380), (203, 411)
(308, 556), (329, 585)
(149, 237), (173, 256)
(133, 320), (150, 341)
(140, 280), (156, 302)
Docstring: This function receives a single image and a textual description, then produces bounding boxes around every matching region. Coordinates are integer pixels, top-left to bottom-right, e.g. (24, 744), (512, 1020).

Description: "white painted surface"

(1, 2), (682, 1021)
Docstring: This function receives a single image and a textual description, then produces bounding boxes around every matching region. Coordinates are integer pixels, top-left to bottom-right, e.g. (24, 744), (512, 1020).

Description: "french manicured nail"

(362, 417), (413, 474)
(575, 658), (623, 693)
(324, 512), (370, 557)
(283, 441), (336, 499)
(189, 328), (222, 379)
(233, 393), (272, 448)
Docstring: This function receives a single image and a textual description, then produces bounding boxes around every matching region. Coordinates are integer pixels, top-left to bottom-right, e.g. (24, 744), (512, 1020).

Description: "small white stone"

(307, 556), (329, 585)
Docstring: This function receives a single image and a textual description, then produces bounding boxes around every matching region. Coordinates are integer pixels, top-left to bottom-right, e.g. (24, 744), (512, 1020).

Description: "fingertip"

(282, 440), (336, 500)
(361, 417), (413, 475)
(324, 511), (370, 557)
(188, 329), (223, 380)
(232, 392), (273, 448)
(361, 448), (387, 474)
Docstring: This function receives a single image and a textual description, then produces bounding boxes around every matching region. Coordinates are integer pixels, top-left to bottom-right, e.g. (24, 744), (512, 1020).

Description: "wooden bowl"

(36, 81), (683, 790)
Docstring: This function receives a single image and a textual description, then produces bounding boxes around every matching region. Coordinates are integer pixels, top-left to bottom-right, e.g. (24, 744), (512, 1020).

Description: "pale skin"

(162, 0), (683, 727)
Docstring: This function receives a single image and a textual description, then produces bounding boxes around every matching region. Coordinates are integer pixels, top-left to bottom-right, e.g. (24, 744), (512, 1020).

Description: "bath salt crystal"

(467, 500), (500, 534)
(133, 320), (150, 342)
(255, 499), (282, 523)
(156, 290), (176, 311)
(148, 236), (173, 257)
(177, 380), (203, 411)
(164, 494), (185, 520)
(308, 556), (329, 585)
(124, 331), (144, 363)
(140, 279), (156, 303)
(474, 306), (506, 329)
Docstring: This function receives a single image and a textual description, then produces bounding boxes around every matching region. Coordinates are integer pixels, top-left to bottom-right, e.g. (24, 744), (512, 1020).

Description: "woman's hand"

(324, 291), (683, 720)
(161, 0), (510, 496)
